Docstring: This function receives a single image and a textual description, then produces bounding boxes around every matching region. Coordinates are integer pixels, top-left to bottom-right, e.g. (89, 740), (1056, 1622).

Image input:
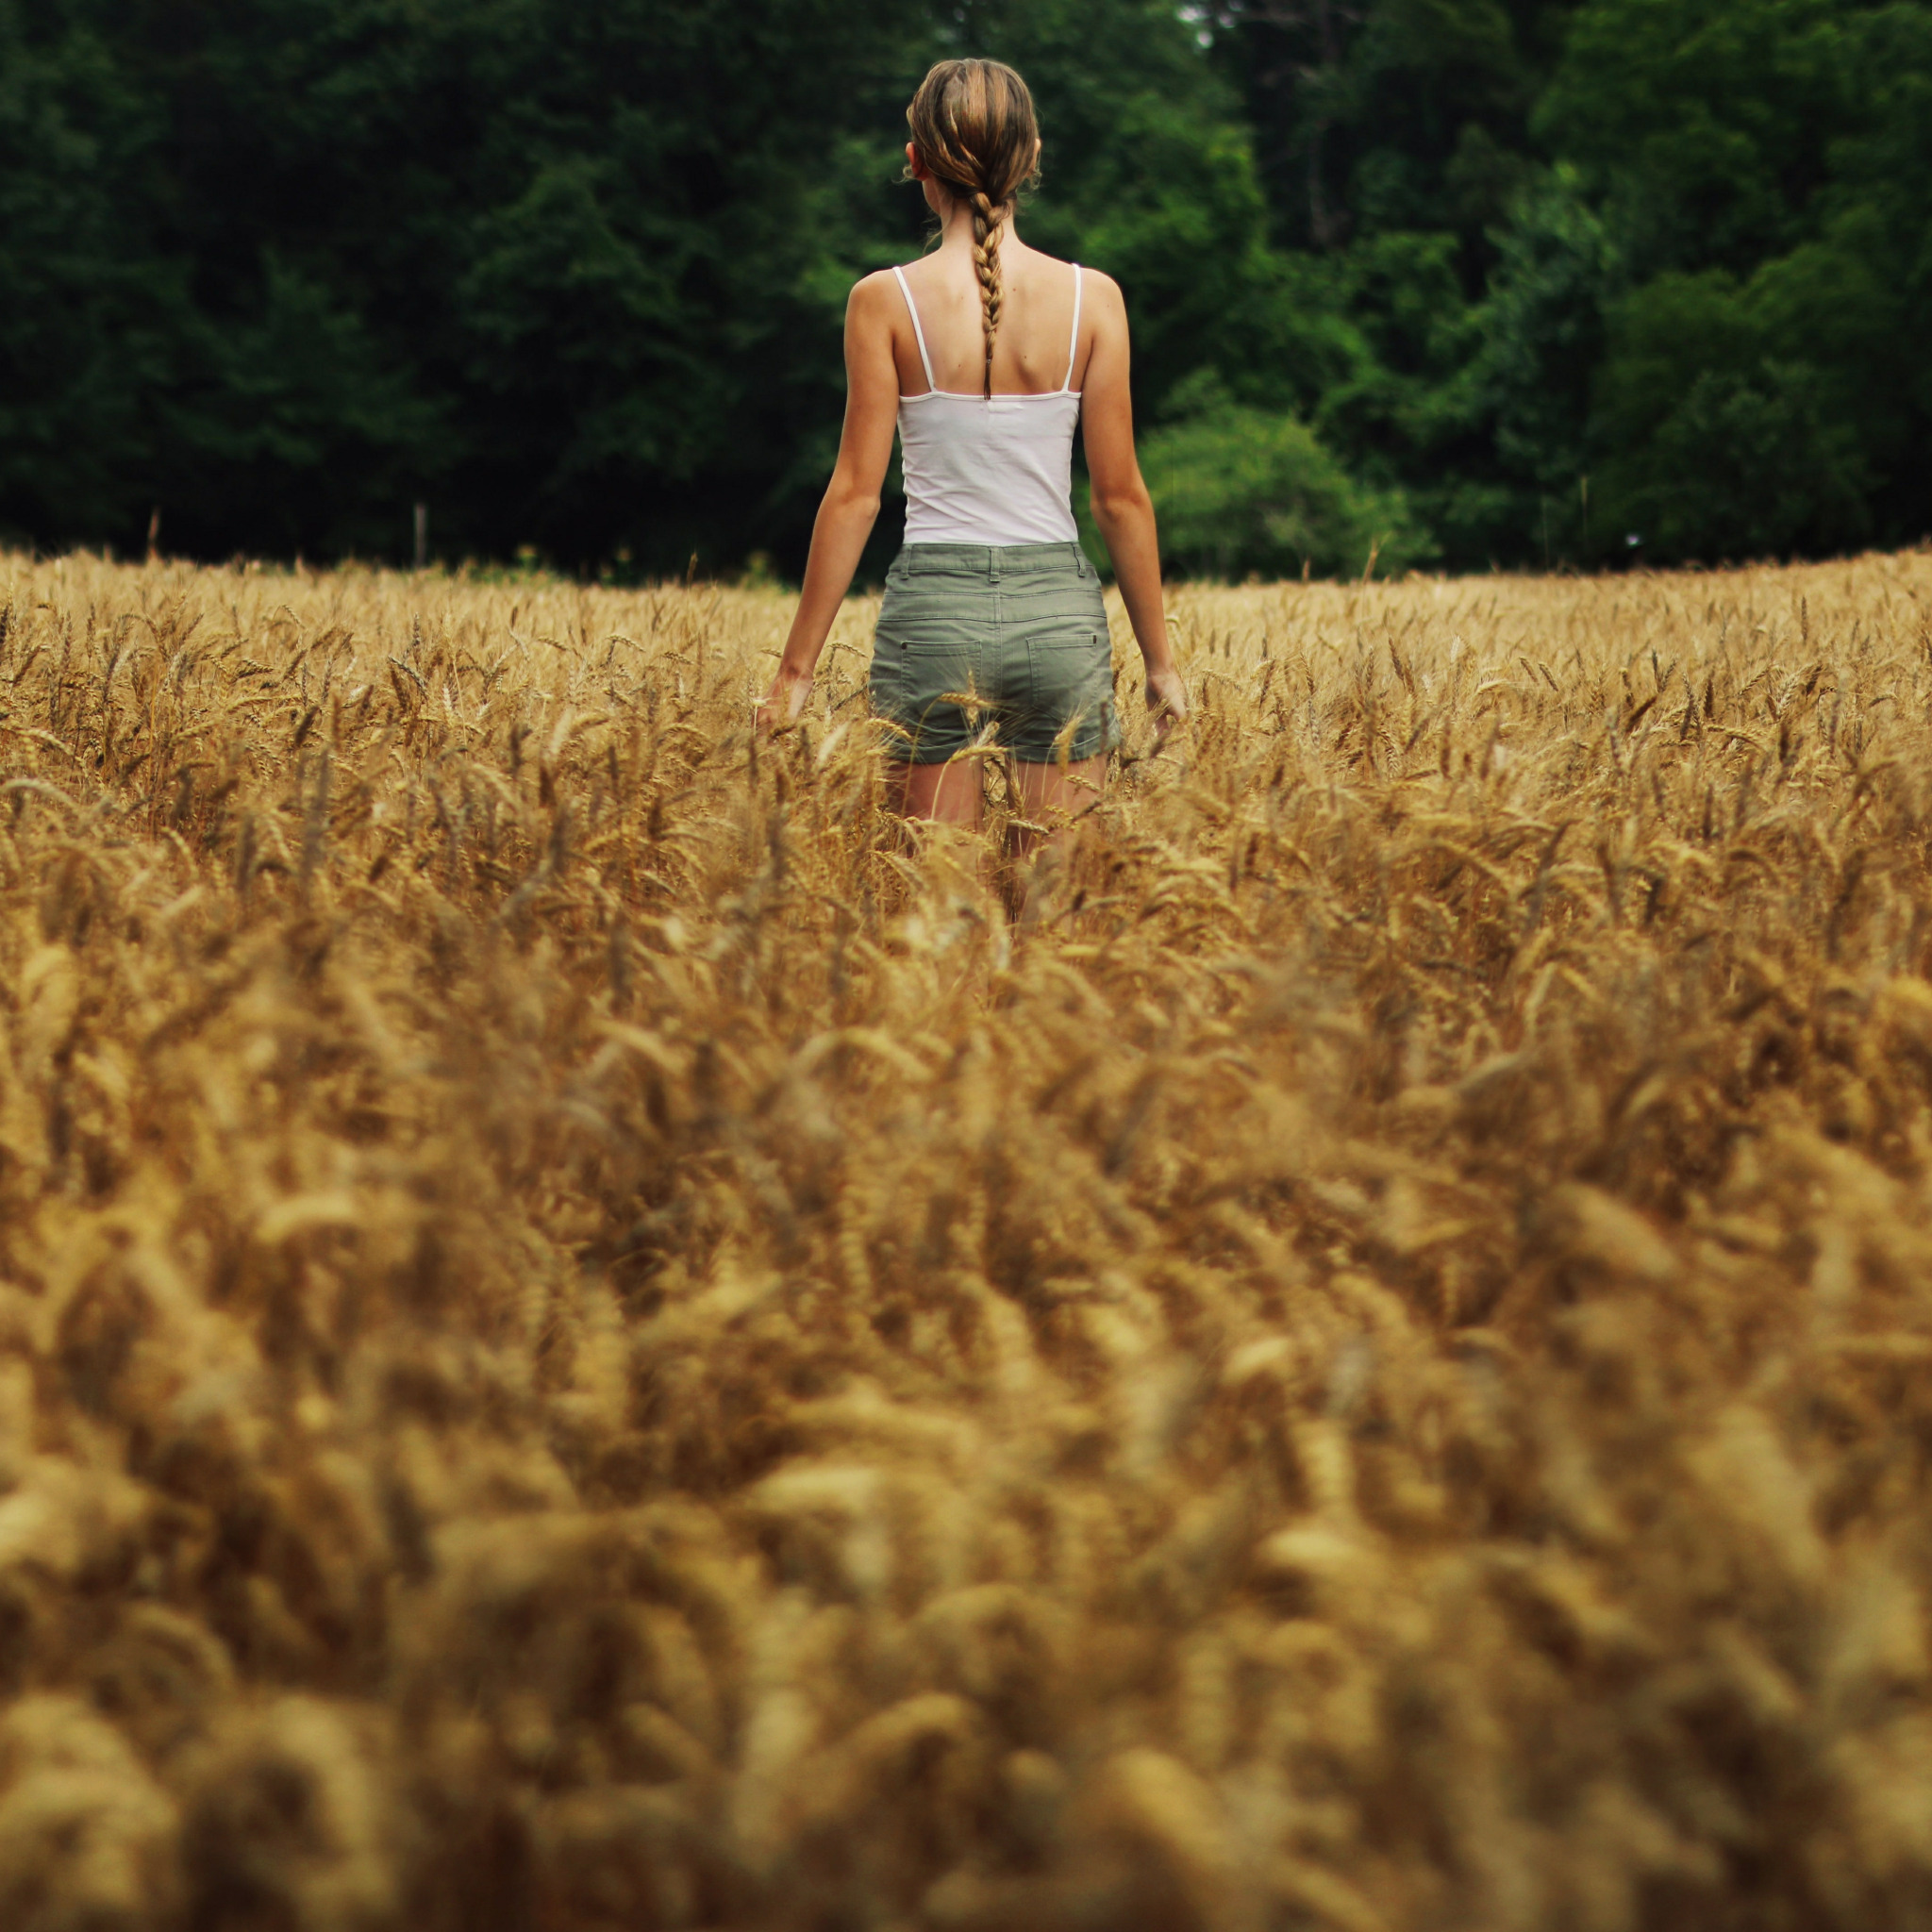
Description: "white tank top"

(891, 261), (1083, 547)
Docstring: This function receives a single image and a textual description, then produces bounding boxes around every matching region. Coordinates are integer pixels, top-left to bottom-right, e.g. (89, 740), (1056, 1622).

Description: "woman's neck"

(934, 197), (1025, 259)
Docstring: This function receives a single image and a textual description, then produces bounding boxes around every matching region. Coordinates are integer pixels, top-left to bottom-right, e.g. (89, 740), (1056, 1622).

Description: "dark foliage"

(0, 0), (1926, 575)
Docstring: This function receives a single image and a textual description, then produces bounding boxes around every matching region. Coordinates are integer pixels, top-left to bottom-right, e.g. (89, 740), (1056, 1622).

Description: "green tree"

(0, 5), (175, 547)
(1425, 165), (1615, 563)
(1544, 0), (1932, 559)
(1537, 0), (1858, 276)
(1591, 237), (1904, 559)
(1204, 0), (1563, 265)
(1195, 0), (1581, 569)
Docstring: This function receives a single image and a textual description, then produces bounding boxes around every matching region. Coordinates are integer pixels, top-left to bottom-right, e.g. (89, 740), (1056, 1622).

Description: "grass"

(1, 545), (1931, 1929)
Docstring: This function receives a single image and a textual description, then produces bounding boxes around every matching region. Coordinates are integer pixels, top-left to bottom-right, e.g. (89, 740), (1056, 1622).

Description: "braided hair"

(905, 60), (1041, 400)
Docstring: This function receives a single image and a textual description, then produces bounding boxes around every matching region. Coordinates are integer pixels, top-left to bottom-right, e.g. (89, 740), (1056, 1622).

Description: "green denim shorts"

(869, 542), (1118, 766)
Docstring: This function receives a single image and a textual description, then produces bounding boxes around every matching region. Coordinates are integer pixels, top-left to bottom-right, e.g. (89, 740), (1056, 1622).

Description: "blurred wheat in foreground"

(3, 548), (1932, 1929)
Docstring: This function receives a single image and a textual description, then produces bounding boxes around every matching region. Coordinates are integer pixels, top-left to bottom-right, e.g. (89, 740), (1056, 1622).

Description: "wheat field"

(1, 546), (1932, 1930)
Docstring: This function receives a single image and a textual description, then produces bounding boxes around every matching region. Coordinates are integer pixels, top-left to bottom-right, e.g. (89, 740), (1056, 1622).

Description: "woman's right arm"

(1079, 273), (1187, 741)
(757, 275), (902, 734)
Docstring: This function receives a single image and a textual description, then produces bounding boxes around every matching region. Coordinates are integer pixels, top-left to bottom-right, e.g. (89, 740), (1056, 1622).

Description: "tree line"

(2, 0), (1927, 578)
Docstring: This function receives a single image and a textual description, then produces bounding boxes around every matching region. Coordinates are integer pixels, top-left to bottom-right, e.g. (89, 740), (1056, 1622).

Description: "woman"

(756, 57), (1186, 847)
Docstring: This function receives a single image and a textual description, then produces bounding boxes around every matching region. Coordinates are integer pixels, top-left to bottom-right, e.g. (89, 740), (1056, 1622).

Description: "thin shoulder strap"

(1063, 263), (1084, 391)
(891, 265), (936, 393)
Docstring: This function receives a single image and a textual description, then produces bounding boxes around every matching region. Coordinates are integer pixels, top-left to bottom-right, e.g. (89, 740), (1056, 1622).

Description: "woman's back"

(891, 244), (1088, 548)
(888, 245), (1090, 399)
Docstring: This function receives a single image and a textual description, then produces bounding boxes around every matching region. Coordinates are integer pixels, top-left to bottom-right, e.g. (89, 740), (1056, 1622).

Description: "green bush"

(1135, 375), (1430, 579)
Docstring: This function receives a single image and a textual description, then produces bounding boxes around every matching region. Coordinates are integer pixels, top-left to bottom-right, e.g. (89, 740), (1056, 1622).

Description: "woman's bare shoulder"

(842, 271), (912, 342)
(1074, 265), (1126, 308)
(1013, 245), (1112, 283)
(848, 269), (906, 308)
(1070, 266), (1128, 348)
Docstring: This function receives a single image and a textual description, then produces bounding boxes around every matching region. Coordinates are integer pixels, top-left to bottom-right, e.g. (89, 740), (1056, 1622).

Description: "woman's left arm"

(757, 275), (902, 733)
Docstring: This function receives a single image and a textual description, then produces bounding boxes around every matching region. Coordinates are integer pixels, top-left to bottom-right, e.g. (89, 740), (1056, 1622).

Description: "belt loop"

(989, 547), (1001, 584)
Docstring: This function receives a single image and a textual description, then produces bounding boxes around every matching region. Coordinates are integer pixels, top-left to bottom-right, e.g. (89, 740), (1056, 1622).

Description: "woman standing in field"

(757, 58), (1186, 849)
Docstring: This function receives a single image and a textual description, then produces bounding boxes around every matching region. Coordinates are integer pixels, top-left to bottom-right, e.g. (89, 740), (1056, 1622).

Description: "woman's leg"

(888, 756), (985, 829)
(1008, 754), (1106, 858)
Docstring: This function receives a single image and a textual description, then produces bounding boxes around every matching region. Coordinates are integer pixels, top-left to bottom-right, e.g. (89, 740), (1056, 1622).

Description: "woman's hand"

(1145, 664), (1189, 746)
(756, 665), (812, 738)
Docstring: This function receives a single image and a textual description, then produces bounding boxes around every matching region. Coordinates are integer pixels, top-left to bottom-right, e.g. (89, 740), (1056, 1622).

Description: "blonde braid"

(969, 191), (1006, 400)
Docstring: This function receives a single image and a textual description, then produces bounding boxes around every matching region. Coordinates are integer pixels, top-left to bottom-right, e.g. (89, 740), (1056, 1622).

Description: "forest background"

(2, 0), (1928, 582)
